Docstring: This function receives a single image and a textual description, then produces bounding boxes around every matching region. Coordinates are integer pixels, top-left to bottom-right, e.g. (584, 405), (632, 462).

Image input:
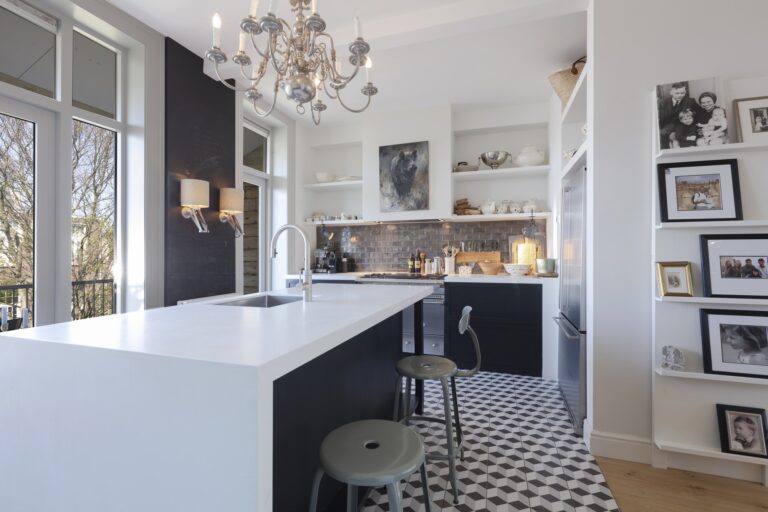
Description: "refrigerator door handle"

(553, 316), (581, 340)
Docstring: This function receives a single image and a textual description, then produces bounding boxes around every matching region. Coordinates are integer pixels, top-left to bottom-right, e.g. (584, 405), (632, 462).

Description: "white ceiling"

(104, 0), (587, 124)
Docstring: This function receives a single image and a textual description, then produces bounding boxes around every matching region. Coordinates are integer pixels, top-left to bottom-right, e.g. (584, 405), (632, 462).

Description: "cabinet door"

(445, 283), (542, 375)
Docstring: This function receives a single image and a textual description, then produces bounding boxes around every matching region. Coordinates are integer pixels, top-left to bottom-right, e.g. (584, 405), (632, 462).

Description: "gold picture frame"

(656, 261), (694, 297)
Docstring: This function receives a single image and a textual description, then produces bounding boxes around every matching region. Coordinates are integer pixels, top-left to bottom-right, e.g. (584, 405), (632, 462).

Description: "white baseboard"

(590, 429), (652, 464)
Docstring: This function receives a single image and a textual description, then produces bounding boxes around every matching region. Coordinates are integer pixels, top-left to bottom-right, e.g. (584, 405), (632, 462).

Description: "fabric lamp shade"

(220, 187), (244, 213)
(180, 179), (209, 208)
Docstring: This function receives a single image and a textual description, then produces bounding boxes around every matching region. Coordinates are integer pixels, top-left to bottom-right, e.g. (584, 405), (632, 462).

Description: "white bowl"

(503, 263), (530, 276)
(315, 172), (336, 183)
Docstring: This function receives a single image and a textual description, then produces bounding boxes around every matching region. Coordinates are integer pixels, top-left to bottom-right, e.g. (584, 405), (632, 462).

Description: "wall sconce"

(219, 187), (244, 237)
(180, 178), (210, 233)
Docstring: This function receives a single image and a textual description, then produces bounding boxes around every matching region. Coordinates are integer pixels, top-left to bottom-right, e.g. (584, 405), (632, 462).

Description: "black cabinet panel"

(445, 283), (542, 376)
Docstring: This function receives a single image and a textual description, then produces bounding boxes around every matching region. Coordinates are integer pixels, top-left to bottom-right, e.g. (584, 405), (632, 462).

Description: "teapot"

(514, 145), (546, 167)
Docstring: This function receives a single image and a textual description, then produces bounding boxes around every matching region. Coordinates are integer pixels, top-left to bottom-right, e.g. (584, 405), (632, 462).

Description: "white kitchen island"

(0, 283), (431, 512)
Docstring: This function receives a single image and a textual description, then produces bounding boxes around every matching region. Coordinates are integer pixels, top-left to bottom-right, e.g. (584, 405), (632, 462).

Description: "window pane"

(72, 32), (117, 119)
(243, 127), (267, 171)
(243, 183), (260, 294)
(71, 119), (116, 320)
(0, 112), (35, 323)
(0, 7), (56, 98)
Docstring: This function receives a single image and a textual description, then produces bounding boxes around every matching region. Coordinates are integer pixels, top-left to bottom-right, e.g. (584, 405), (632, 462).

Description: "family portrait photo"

(716, 404), (768, 458)
(674, 174), (722, 211)
(719, 324), (768, 366)
(657, 78), (729, 149)
(655, 261), (693, 297)
(750, 107), (768, 133)
(701, 309), (768, 379)
(719, 256), (768, 279)
(734, 96), (768, 143)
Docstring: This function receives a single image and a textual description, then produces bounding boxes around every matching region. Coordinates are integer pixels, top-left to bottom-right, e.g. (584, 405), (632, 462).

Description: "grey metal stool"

(392, 306), (481, 504)
(309, 419), (431, 512)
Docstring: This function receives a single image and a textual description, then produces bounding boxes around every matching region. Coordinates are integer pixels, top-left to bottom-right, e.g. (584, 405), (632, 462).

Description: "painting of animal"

(379, 141), (429, 212)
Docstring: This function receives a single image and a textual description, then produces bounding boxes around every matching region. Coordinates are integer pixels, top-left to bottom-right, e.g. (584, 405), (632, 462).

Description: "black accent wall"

(164, 38), (236, 306)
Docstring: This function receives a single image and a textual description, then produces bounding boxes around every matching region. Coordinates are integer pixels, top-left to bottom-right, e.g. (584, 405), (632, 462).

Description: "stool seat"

(319, 420), (425, 487)
(396, 355), (457, 381)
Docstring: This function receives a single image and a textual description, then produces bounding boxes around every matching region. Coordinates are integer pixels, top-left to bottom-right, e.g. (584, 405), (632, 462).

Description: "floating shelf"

(560, 143), (587, 180)
(655, 439), (768, 466)
(655, 367), (768, 385)
(655, 295), (768, 306)
(304, 180), (362, 191)
(304, 219), (374, 226)
(561, 68), (588, 125)
(656, 219), (768, 229)
(452, 165), (550, 181)
(657, 140), (768, 160)
(447, 212), (551, 223)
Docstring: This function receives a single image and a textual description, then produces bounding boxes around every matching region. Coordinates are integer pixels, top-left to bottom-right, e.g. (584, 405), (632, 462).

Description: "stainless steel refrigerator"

(555, 163), (587, 435)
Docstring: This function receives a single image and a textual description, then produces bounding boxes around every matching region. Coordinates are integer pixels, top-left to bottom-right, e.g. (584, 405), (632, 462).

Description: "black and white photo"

(656, 261), (693, 297)
(701, 309), (768, 379)
(657, 160), (741, 222)
(378, 141), (429, 212)
(716, 404), (768, 458)
(733, 96), (768, 143)
(701, 234), (768, 298)
(656, 78), (730, 149)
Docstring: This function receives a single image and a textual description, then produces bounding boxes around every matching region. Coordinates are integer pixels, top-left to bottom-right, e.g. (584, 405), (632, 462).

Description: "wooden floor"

(597, 457), (768, 512)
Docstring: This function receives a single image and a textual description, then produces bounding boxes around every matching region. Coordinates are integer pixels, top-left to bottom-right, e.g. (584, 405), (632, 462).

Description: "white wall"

(362, 105), (454, 221)
(589, 0), (768, 468)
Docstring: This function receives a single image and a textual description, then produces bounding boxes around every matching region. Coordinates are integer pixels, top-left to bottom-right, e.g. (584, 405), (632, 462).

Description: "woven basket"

(548, 57), (586, 106)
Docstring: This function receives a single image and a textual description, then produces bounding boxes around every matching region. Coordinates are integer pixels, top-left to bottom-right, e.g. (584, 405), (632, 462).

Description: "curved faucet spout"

(269, 224), (313, 302)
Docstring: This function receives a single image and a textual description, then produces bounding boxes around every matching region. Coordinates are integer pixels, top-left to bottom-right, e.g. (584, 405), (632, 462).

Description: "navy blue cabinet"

(445, 282), (542, 376)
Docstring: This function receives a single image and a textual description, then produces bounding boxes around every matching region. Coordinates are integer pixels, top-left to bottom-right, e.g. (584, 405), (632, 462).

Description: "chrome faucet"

(269, 224), (313, 302)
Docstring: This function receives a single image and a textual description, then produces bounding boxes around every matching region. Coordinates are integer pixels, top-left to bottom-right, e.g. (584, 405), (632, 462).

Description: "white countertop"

(286, 272), (365, 281)
(4, 283), (431, 378)
(445, 274), (558, 284)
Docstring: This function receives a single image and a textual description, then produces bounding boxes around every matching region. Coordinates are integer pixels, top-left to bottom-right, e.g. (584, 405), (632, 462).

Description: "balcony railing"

(0, 279), (115, 322)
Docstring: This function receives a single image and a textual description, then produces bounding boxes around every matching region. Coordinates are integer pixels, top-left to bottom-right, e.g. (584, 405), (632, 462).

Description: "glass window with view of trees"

(0, 112), (35, 322)
(71, 119), (116, 320)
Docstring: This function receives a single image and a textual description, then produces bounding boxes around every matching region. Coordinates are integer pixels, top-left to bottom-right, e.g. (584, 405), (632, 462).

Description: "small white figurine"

(661, 345), (686, 371)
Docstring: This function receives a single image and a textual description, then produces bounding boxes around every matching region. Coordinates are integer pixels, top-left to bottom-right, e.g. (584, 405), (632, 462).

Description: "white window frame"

(0, 0), (127, 323)
(238, 119), (270, 293)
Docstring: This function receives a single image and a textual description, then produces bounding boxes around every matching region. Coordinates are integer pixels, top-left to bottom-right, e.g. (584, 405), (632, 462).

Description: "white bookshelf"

(561, 68), (587, 126)
(560, 142), (587, 181)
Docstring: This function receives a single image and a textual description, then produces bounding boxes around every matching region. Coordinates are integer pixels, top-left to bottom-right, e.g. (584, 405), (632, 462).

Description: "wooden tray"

(455, 251), (501, 264)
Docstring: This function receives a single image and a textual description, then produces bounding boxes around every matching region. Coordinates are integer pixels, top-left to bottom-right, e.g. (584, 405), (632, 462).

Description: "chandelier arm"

(311, 105), (321, 126)
(238, 62), (265, 85)
(248, 32), (268, 59)
(335, 87), (372, 114)
(251, 81), (280, 118)
(213, 62), (254, 92)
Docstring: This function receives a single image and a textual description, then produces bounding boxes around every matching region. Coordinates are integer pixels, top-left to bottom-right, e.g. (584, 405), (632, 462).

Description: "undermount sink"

(217, 294), (303, 308)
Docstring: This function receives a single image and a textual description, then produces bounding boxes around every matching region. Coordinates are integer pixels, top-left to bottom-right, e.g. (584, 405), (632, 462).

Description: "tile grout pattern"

(362, 373), (619, 512)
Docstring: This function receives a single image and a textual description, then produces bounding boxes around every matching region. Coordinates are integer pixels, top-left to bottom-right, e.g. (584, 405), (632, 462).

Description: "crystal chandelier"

(205, 0), (378, 126)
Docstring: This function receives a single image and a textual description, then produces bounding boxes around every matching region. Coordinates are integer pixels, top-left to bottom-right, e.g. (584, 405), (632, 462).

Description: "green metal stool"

(309, 419), (431, 512)
(393, 305), (481, 504)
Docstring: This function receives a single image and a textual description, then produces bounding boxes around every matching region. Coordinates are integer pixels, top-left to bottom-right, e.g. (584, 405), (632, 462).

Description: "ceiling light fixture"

(205, 0), (378, 126)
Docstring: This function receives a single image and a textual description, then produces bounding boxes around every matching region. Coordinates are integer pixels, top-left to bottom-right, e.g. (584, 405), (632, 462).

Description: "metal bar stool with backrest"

(392, 305), (481, 504)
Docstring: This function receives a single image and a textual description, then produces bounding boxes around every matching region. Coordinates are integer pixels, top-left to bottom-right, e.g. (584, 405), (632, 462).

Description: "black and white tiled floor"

(362, 373), (619, 512)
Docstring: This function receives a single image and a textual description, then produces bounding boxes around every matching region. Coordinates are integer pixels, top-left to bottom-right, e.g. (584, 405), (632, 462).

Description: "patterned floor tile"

(362, 372), (619, 512)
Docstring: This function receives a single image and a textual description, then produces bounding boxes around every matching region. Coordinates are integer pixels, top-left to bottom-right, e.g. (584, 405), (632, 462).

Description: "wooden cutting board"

(455, 251), (501, 264)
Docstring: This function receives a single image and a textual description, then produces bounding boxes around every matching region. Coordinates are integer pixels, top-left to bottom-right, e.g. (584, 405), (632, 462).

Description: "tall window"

(241, 122), (269, 294)
(0, 5), (56, 98)
(0, 112), (35, 320)
(71, 120), (116, 320)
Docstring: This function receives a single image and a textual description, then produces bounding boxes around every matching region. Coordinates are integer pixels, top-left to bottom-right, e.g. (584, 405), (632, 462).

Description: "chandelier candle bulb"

(311, 0), (317, 14)
(249, 0), (259, 17)
(211, 13), (222, 48)
(238, 31), (247, 52)
(267, 0), (275, 14)
(354, 16), (361, 38)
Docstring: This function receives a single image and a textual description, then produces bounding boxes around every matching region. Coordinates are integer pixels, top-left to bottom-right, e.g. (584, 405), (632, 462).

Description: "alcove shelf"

(655, 368), (768, 386)
(451, 165), (549, 181)
(561, 67), (587, 125)
(560, 142), (587, 181)
(304, 180), (362, 191)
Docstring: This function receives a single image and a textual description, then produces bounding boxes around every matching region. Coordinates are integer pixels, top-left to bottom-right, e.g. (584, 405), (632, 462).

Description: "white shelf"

(447, 212), (551, 222)
(656, 219), (768, 229)
(655, 295), (768, 306)
(452, 165), (549, 182)
(655, 440), (768, 466)
(561, 68), (588, 125)
(304, 219), (374, 226)
(560, 143), (587, 180)
(655, 367), (768, 386)
(657, 140), (768, 160)
(304, 180), (362, 192)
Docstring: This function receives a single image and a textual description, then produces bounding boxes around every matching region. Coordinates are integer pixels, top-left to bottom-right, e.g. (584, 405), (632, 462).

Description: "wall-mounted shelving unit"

(651, 77), (768, 486)
(303, 180), (362, 192)
(560, 142), (587, 181)
(448, 212), (551, 223)
(451, 165), (549, 182)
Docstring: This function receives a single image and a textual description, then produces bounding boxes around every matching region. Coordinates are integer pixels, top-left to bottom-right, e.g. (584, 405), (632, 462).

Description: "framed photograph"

(700, 234), (768, 298)
(657, 160), (742, 222)
(716, 404), (768, 458)
(733, 96), (768, 143)
(656, 78), (730, 150)
(656, 261), (694, 297)
(700, 309), (768, 379)
(379, 141), (429, 212)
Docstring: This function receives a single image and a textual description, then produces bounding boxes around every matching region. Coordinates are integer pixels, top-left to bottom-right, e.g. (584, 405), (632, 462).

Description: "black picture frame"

(716, 404), (768, 459)
(700, 309), (768, 379)
(700, 234), (768, 299)
(657, 159), (742, 223)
